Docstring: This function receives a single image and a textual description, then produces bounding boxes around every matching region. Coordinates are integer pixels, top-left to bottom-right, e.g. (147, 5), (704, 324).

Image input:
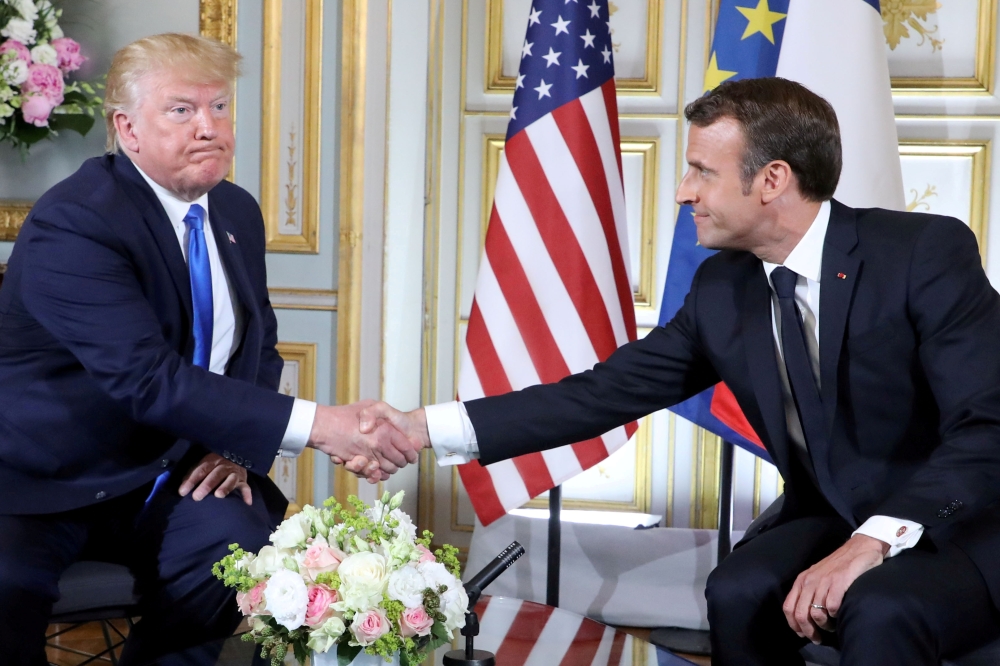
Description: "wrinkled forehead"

(135, 65), (232, 105)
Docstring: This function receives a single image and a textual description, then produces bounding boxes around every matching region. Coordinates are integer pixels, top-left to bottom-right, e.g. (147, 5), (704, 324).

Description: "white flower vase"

(310, 647), (400, 666)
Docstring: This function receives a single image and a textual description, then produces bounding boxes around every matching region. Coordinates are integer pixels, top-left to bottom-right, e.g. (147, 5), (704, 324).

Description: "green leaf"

(11, 117), (51, 146)
(431, 621), (450, 644)
(337, 643), (363, 666)
(49, 113), (95, 137)
(62, 91), (89, 106)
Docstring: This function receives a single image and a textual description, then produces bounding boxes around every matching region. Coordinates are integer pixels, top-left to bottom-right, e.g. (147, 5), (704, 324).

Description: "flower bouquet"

(213, 491), (467, 666)
(0, 0), (103, 153)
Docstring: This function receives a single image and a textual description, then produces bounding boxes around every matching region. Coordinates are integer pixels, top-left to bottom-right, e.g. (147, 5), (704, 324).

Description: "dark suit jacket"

(465, 200), (1000, 603)
(0, 154), (293, 515)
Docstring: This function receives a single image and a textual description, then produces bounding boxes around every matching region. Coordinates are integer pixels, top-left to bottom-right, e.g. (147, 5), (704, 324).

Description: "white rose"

(389, 508), (417, 541)
(47, 23), (62, 40)
(334, 552), (388, 612)
(14, 0), (37, 22)
(29, 43), (56, 66)
(306, 615), (346, 654)
(387, 565), (428, 608)
(417, 561), (457, 593)
(269, 511), (312, 549)
(3, 59), (27, 86)
(441, 586), (469, 634)
(1, 18), (37, 45)
(263, 568), (309, 630)
(247, 545), (284, 577)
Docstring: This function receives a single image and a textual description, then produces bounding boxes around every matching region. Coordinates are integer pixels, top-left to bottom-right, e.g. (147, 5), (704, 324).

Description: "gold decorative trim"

(0, 202), (31, 242)
(891, 0), (997, 94)
(269, 287), (338, 311)
(666, 410), (676, 526)
(272, 343), (317, 513)
(484, 0), (662, 94)
(897, 140), (991, 264)
(199, 0), (238, 47)
(261, 0), (323, 253)
(751, 455), (762, 519)
(335, 0), (367, 506)
(689, 427), (722, 529)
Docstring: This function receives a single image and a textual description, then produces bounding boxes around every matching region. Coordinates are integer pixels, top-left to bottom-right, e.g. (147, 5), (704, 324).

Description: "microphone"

(464, 541), (525, 606)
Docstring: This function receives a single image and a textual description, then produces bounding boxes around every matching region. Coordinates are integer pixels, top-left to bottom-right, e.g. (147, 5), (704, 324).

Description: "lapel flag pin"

(227, 232), (236, 244)
(837, 272), (847, 279)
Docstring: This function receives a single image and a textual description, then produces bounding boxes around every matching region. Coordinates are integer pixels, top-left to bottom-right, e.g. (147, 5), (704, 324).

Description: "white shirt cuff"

(853, 515), (924, 558)
(425, 401), (479, 466)
(277, 399), (317, 458)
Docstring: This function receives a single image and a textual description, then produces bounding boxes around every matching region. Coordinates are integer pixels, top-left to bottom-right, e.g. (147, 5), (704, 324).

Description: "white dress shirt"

(425, 200), (922, 556)
(135, 166), (316, 457)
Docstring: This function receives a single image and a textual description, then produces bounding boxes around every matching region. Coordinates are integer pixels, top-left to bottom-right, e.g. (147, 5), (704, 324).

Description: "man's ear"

(760, 160), (793, 204)
(113, 110), (140, 153)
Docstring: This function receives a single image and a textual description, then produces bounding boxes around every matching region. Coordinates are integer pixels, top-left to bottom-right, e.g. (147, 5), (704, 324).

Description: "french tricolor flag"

(660, 0), (904, 459)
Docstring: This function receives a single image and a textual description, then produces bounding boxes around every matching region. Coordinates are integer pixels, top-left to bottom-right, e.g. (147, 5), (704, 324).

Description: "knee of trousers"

(706, 556), (786, 623)
(837, 575), (932, 643)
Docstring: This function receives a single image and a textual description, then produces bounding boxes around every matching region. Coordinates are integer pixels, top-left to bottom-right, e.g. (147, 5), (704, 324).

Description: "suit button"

(937, 509), (949, 518)
(951, 500), (963, 510)
(235, 455), (244, 465)
(96, 491), (106, 500)
(160, 459), (170, 468)
(223, 450), (231, 460)
(245, 462), (253, 470)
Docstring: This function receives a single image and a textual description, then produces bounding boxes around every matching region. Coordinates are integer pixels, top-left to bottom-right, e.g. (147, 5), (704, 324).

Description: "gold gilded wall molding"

(272, 342), (317, 513)
(335, 0), (368, 506)
(261, 0), (323, 253)
(898, 140), (991, 263)
(484, 0), (662, 94)
(199, 0), (238, 47)
(889, 0), (996, 94)
(269, 287), (338, 311)
(689, 426), (722, 529)
(0, 201), (31, 242)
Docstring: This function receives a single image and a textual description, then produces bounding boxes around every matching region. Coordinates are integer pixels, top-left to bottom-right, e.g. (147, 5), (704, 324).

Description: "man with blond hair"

(0, 33), (410, 665)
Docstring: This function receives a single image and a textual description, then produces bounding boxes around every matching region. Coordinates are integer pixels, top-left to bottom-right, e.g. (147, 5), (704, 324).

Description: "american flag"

(457, 0), (638, 526)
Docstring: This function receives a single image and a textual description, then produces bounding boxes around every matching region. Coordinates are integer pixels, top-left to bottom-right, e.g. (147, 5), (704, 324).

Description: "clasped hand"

(308, 400), (430, 484)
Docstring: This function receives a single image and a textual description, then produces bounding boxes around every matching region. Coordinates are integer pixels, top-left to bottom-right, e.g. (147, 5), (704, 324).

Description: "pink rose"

(20, 94), (56, 127)
(51, 38), (86, 73)
(304, 584), (338, 627)
(0, 39), (30, 63)
(22, 63), (64, 105)
(399, 606), (434, 637)
(301, 542), (346, 580)
(416, 544), (436, 563)
(350, 608), (390, 646)
(236, 581), (267, 616)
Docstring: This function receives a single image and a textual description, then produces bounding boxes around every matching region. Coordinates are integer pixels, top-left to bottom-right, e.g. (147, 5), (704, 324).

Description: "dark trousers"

(706, 515), (1000, 666)
(0, 455), (285, 666)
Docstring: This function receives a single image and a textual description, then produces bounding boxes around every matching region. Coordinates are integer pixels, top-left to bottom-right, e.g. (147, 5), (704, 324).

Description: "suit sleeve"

(876, 217), (1000, 526)
(466, 264), (720, 465)
(20, 202), (293, 473)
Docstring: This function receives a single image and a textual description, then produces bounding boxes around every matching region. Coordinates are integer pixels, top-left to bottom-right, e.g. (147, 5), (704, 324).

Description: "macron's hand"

(178, 452), (252, 505)
(309, 401), (412, 483)
(358, 402), (431, 459)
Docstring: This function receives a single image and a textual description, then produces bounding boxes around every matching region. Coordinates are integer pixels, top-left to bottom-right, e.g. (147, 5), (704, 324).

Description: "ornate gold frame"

(271, 342), (317, 514)
(261, 0), (323, 253)
(484, 0), (662, 94)
(897, 140), (991, 263)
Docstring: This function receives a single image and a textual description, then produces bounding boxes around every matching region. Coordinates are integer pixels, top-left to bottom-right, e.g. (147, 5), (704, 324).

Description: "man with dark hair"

(360, 77), (1000, 665)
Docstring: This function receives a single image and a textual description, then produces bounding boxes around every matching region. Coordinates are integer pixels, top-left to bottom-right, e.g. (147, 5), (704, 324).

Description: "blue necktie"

(146, 203), (213, 507)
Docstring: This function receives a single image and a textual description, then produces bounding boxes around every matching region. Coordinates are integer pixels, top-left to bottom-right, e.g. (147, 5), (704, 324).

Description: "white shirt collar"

(762, 199), (831, 283)
(133, 163), (210, 228)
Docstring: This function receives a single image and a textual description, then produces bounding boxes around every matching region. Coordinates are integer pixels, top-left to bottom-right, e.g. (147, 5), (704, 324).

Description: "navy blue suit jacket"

(0, 154), (293, 515)
(465, 200), (1000, 603)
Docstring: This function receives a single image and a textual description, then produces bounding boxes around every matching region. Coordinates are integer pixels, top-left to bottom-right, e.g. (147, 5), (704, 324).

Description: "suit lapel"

(113, 156), (193, 321)
(742, 263), (793, 476)
(819, 201), (861, 436)
(206, 191), (257, 363)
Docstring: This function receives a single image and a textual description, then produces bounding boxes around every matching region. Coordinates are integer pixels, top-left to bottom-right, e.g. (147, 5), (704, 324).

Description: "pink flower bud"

(20, 94), (56, 127)
(236, 581), (267, 616)
(415, 544), (436, 563)
(0, 39), (30, 63)
(22, 63), (64, 105)
(399, 606), (434, 637)
(350, 608), (390, 646)
(304, 584), (338, 627)
(302, 542), (347, 581)
(51, 38), (86, 73)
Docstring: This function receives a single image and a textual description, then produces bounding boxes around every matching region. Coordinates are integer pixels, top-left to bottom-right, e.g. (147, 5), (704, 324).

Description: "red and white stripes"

(458, 81), (638, 526)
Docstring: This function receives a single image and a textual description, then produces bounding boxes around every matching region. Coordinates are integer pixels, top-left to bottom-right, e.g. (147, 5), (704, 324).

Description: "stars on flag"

(511, 106), (518, 119)
(600, 45), (611, 63)
(571, 59), (589, 79)
(516, 74), (525, 88)
(522, 40), (534, 58)
(551, 15), (571, 35)
(703, 51), (737, 91)
(534, 79), (553, 99)
(736, 0), (786, 44)
(528, 7), (542, 25)
(580, 29), (596, 48)
(543, 47), (562, 67)
(587, 1), (600, 17)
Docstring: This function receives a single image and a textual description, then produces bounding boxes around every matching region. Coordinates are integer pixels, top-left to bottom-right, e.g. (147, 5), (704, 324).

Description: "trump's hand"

(782, 534), (888, 643)
(179, 452), (252, 505)
(357, 402), (431, 456)
(308, 400), (420, 483)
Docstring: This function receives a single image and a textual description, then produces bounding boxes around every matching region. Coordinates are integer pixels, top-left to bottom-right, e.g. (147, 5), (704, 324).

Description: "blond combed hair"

(104, 33), (242, 153)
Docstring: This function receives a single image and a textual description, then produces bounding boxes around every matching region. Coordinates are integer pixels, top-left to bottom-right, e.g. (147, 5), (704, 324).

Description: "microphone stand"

(443, 541), (525, 666)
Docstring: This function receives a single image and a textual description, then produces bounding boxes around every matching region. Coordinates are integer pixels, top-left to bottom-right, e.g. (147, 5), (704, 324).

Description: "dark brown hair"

(684, 77), (842, 201)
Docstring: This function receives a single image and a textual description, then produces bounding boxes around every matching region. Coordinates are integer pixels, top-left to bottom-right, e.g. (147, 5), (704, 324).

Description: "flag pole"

(717, 440), (735, 563)
(546, 484), (562, 607)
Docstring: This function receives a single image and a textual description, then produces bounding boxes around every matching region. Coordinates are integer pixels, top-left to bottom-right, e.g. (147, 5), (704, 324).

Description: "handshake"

(305, 400), (433, 483)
